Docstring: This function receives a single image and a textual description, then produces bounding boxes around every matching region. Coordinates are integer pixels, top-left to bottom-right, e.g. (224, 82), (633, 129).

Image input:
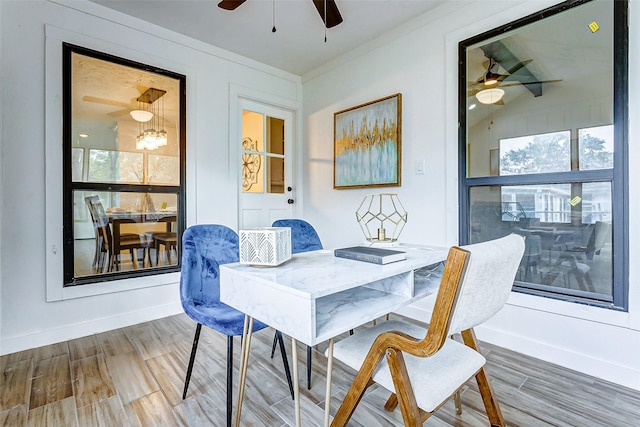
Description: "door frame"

(229, 85), (303, 230)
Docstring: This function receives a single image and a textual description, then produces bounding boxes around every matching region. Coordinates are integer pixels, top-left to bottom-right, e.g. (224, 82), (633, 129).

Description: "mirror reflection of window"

(499, 131), (571, 176)
(460, 0), (627, 307)
(465, 0), (613, 179)
(65, 44), (185, 286)
(579, 125), (614, 170)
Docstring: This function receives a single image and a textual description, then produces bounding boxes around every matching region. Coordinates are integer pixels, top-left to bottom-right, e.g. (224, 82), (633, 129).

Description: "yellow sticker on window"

(570, 196), (582, 206)
(588, 21), (600, 33)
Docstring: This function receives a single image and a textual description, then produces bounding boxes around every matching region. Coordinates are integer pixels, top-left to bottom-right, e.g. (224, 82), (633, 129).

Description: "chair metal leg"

(270, 330), (278, 358)
(307, 345), (312, 390)
(182, 323), (202, 399)
(454, 390), (462, 415)
(275, 330), (295, 399)
(226, 335), (233, 427)
(324, 338), (334, 427)
(291, 338), (301, 427)
(235, 316), (253, 427)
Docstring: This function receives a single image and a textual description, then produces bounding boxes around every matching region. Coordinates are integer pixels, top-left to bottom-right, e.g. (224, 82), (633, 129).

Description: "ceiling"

(89, 0), (446, 76)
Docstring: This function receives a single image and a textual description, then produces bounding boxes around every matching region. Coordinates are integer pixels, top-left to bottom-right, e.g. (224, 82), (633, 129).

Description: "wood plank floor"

(1, 313), (639, 426)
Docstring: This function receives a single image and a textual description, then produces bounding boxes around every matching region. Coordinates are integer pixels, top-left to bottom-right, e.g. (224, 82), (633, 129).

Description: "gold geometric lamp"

(356, 193), (408, 244)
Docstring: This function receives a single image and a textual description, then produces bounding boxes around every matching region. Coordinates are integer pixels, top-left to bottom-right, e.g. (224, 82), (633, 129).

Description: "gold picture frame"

(334, 93), (402, 189)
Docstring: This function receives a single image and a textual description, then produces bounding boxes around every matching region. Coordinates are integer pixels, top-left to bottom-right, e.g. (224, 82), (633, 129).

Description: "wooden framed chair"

(329, 234), (525, 427)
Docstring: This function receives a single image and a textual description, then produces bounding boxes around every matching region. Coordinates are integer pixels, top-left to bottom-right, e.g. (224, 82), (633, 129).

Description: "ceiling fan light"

(483, 76), (499, 86)
(476, 88), (505, 104)
(130, 109), (153, 122)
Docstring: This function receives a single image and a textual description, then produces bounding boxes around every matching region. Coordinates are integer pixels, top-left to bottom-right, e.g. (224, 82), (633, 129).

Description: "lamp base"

(364, 239), (400, 248)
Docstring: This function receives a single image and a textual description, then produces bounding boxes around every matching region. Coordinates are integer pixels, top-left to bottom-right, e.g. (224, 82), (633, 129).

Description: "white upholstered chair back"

(447, 234), (525, 335)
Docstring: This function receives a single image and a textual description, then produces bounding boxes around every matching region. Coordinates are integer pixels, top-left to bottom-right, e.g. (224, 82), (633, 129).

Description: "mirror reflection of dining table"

(107, 209), (177, 269)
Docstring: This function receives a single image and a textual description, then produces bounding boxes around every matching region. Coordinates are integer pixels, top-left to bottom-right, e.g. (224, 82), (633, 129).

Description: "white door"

(238, 99), (294, 229)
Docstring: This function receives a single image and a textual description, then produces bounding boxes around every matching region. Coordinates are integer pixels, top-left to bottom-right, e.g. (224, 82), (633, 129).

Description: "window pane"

(148, 154), (179, 185)
(88, 149), (144, 183)
(502, 184), (572, 223)
(579, 125), (614, 170)
(500, 131), (571, 176)
(74, 191), (178, 278)
(580, 182), (612, 224)
(470, 185), (613, 300)
(72, 148), (84, 181)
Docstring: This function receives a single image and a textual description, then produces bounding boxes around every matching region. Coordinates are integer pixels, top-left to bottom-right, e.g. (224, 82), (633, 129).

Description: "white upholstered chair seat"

(331, 320), (485, 412)
(329, 235), (525, 426)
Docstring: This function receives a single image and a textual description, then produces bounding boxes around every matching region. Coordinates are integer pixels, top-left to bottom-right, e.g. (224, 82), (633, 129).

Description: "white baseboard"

(1, 302), (183, 355)
(395, 305), (640, 392)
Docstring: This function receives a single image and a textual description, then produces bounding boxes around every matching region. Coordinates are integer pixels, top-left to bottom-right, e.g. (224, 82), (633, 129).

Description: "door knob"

(287, 199), (294, 204)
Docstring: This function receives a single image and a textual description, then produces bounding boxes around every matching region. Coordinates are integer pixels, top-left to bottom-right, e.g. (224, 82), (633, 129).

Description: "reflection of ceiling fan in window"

(218, 0), (343, 28)
(468, 58), (562, 105)
(82, 87), (169, 122)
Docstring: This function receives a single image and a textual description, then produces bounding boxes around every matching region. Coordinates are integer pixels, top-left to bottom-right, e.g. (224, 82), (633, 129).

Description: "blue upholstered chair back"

(272, 219), (323, 254)
(180, 224), (239, 308)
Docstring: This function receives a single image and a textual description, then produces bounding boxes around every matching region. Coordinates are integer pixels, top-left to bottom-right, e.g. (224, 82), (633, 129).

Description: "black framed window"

(459, 0), (628, 309)
(63, 44), (186, 286)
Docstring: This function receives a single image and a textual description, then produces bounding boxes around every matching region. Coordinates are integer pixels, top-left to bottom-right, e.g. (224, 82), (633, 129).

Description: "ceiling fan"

(82, 87), (169, 121)
(218, 0), (343, 28)
(468, 58), (562, 104)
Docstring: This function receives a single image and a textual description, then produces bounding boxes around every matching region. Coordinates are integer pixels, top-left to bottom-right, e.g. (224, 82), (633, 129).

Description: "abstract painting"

(334, 93), (401, 189)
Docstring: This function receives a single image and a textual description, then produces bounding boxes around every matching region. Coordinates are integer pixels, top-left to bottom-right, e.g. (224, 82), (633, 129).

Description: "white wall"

(302, 0), (640, 391)
(0, 0), (302, 354)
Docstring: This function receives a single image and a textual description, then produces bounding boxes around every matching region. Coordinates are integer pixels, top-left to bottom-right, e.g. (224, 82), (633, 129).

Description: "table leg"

(291, 338), (301, 427)
(234, 315), (253, 427)
(324, 338), (334, 427)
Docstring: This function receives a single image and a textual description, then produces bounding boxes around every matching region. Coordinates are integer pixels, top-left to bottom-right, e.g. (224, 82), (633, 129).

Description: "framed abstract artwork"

(334, 93), (402, 189)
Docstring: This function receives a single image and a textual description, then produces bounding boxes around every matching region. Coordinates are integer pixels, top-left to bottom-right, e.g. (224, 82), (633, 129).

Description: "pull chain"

(324, 0), (327, 42)
(272, 0), (276, 32)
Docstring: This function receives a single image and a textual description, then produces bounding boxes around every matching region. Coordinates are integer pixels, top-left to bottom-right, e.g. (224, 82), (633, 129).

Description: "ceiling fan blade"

(312, 0), (343, 28)
(107, 108), (132, 118)
(497, 79), (563, 87)
(218, 0), (246, 11)
(82, 96), (131, 108)
(502, 59), (533, 77)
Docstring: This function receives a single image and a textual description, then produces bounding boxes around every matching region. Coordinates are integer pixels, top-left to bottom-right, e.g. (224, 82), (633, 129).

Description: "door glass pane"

(241, 109), (265, 193)
(74, 191), (179, 278)
(242, 151), (264, 193)
(470, 184), (612, 300)
(242, 110), (264, 152)
(267, 117), (284, 155)
(267, 157), (284, 194)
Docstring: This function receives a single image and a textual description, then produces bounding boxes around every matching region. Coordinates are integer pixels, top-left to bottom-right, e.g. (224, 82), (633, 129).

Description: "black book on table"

(334, 246), (406, 265)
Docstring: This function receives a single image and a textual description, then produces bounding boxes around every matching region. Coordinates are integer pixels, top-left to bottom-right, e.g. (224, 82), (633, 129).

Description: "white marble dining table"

(220, 243), (449, 427)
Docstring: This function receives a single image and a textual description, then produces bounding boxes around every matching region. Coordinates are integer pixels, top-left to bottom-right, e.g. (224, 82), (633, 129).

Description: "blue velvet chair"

(271, 219), (323, 389)
(180, 224), (294, 427)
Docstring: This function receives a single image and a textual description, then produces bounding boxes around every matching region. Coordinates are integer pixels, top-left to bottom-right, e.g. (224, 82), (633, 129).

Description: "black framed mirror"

(458, 0), (628, 309)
